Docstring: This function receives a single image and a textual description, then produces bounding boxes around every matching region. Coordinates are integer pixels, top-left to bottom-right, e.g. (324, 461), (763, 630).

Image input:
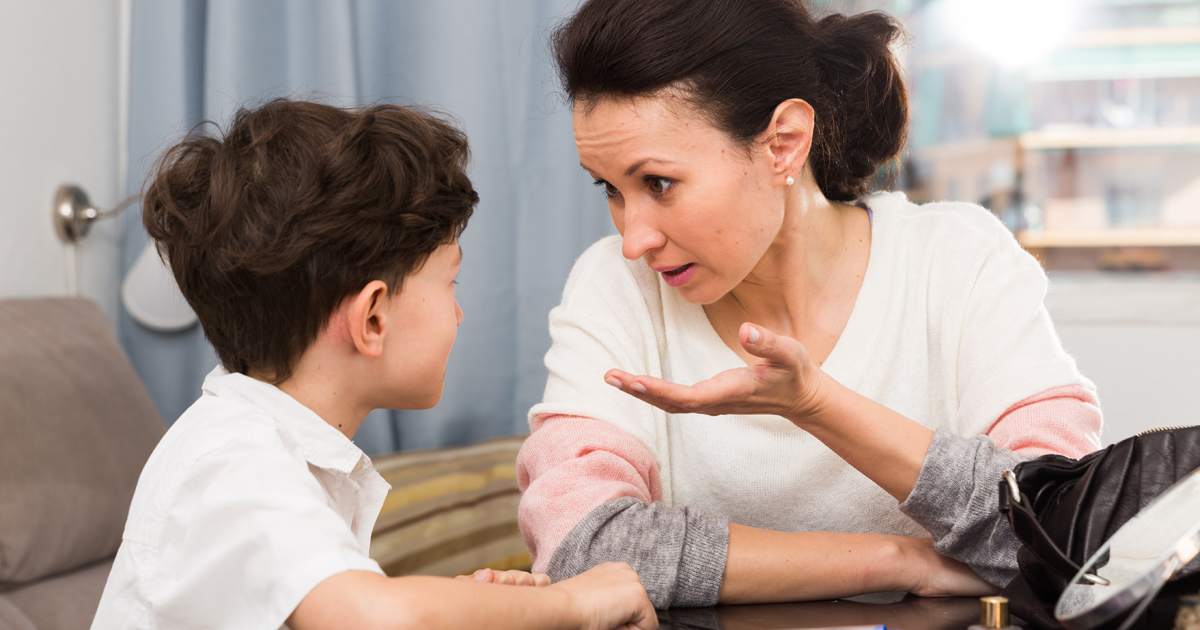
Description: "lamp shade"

(121, 243), (197, 332)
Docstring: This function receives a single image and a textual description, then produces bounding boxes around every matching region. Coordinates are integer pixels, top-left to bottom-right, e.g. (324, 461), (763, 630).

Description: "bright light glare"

(936, 0), (1080, 68)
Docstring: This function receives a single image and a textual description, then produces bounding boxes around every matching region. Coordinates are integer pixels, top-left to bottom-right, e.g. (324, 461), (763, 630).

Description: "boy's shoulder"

(122, 385), (313, 541)
(153, 393), (292, 467)
(97, 373), (386, 629)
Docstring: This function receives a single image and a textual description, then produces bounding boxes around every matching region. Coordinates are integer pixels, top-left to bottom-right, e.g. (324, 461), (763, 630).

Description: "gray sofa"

(0, 298), (164, 630)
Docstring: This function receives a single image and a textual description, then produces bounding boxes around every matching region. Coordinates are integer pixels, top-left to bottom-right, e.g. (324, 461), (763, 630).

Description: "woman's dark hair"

(143, 99), (477, 383)
(552, 0), (907, 202)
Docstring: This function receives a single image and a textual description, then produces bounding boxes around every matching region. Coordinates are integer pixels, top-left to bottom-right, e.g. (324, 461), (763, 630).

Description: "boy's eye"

(647, 177), (672, 195)
(592, 179), (620, 200)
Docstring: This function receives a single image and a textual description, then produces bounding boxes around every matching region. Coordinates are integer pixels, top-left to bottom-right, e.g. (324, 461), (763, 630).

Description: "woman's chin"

(673, 282), (724, 305)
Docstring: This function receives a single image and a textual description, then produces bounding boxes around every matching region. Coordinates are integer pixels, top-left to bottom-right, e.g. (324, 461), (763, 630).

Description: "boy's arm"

(288, 563), (657, 630)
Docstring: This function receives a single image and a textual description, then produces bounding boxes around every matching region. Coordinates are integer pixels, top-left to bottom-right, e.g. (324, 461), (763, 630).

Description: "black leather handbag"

(997, 426), (1200, 630)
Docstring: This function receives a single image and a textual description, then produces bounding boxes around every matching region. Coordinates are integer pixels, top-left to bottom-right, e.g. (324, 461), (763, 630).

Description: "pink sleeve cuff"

(985, 384), (1102, 458)
(516, 415), (662, 572)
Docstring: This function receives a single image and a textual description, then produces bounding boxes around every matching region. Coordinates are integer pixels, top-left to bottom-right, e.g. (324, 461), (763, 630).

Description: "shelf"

(1019, 126), (1200, 150)
(1017, 228), (1200, 248)
(1065, 26), (1200, 49)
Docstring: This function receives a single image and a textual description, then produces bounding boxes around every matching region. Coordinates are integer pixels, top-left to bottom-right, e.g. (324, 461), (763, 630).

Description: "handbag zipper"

(1137, 425), (1197, 436)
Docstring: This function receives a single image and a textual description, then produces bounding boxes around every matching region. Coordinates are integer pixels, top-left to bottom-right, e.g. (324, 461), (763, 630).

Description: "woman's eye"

(647, 177), (672, 195)
(593, 180), (620, 199)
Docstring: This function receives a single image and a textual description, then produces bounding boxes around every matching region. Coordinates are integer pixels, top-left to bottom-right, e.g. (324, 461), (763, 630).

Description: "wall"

(1, 2), (1194, 450)
(0, 1), (122, 322)
(1047, 273), (1200, 445)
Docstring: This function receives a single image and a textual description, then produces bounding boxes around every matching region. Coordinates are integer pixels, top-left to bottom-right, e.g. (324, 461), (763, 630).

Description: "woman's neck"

(705, 184), (871, 365)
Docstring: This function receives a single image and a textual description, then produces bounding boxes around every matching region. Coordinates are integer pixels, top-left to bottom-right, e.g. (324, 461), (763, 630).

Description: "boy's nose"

(454, 301), (463, 326)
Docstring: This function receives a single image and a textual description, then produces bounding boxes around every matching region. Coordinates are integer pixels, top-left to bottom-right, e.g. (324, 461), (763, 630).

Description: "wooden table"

(657, 595), (987, 630)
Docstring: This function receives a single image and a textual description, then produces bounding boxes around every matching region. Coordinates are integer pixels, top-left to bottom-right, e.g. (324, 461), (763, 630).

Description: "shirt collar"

(201, 366), (369, 475)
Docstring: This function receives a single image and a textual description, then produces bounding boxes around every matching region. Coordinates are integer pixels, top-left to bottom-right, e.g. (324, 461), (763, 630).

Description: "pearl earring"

(786, 175), (795, 186)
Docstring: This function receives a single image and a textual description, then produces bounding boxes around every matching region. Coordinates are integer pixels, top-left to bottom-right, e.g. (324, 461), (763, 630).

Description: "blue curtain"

(122, 0), (613, 455)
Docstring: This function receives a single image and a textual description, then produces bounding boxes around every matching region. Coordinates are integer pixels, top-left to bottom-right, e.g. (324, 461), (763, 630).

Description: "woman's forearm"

(796, 374), (934, 502)
(718, 524), (917, 603)
(719, 524), (997, 603)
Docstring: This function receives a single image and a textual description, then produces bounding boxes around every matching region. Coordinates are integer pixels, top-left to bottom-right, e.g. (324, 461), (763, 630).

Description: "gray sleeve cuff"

(899, 430), (1030, 587)
(544, 497), (729, 608)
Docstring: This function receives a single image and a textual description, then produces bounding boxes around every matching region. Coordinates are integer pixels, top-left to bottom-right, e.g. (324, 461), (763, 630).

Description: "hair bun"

(808, 11), (908, 201)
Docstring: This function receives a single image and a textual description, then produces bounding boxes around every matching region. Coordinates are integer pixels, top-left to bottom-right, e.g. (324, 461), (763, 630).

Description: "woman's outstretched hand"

(604, 323), (826, 424)
(608, 322), (934, 503)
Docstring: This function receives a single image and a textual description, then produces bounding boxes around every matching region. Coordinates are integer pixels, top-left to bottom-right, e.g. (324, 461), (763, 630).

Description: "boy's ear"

(344, 280), (391, 359)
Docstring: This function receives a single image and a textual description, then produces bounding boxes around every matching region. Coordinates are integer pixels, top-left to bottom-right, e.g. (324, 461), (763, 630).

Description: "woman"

(512, 0), (1101, 609)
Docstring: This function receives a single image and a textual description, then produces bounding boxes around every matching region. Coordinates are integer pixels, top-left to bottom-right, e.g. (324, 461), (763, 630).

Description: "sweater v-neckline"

(676, 193), (894, 389)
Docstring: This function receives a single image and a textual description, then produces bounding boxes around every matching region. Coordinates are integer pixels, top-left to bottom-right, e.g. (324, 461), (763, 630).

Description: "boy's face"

(382, 242), (463, 409)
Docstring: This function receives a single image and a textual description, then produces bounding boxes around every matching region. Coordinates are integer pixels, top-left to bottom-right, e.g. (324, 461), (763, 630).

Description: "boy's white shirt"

(91, 366), (390, 630)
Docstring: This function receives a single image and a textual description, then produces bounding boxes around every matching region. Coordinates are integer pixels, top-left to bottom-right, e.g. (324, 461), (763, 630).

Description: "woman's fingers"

(739, 323), (804, 368)
(459, 568), (553, 587)
(460, 568), (496, 582)
(604, 323), (824, 419)
(604, 370), (697, 413)
(604, 368), (753, 415)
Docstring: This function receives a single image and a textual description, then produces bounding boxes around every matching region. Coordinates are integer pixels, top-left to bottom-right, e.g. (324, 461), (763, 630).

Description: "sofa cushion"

(0, 596), (36, 630)
(370, 435), (531, 577)
(0, 558), (113, 630)
(0, 299), (164, 585)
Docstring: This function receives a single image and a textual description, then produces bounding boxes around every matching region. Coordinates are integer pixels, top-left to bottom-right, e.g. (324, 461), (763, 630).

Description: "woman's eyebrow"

(579, 158), (677, 179)
(625, 158), (674, 177)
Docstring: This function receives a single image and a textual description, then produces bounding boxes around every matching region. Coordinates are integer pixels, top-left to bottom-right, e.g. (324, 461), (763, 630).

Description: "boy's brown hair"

(143, 99), (477, 383)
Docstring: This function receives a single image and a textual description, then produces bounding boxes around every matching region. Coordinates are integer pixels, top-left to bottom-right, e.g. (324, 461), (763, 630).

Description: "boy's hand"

(455, 567), (551, 587)
(550, 562), (658, 630)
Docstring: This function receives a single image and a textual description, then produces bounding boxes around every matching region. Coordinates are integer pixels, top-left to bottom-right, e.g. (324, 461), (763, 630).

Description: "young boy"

(90, 99), (656, 630)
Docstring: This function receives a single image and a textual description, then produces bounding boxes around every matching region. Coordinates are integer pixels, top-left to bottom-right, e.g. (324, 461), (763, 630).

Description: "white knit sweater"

(529, 191), (1093, 537)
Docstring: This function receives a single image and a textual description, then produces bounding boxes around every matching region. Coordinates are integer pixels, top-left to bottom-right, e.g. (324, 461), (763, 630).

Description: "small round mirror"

(1055, 468), (1200, 630)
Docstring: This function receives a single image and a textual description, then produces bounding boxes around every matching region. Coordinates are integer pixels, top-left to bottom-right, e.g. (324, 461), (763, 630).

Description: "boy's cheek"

(422, 381), (446, 409)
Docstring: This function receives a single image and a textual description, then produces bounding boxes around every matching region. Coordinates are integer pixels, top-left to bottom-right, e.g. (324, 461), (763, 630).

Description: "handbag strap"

(999, 471), (1086, 583)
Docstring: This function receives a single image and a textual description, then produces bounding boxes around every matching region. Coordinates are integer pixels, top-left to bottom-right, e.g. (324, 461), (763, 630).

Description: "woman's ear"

(344, 280), (390, 359)
(763, 98), (815, 185)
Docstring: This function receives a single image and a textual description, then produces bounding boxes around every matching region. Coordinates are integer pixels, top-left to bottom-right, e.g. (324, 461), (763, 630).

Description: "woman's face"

(574, 94), (786, 305)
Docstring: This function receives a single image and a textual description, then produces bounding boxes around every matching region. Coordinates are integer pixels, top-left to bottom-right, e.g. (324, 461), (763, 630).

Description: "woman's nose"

(619, 205), (667, 261)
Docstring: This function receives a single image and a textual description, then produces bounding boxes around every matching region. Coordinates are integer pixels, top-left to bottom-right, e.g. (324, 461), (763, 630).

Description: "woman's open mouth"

(659, 263), (696, 287)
